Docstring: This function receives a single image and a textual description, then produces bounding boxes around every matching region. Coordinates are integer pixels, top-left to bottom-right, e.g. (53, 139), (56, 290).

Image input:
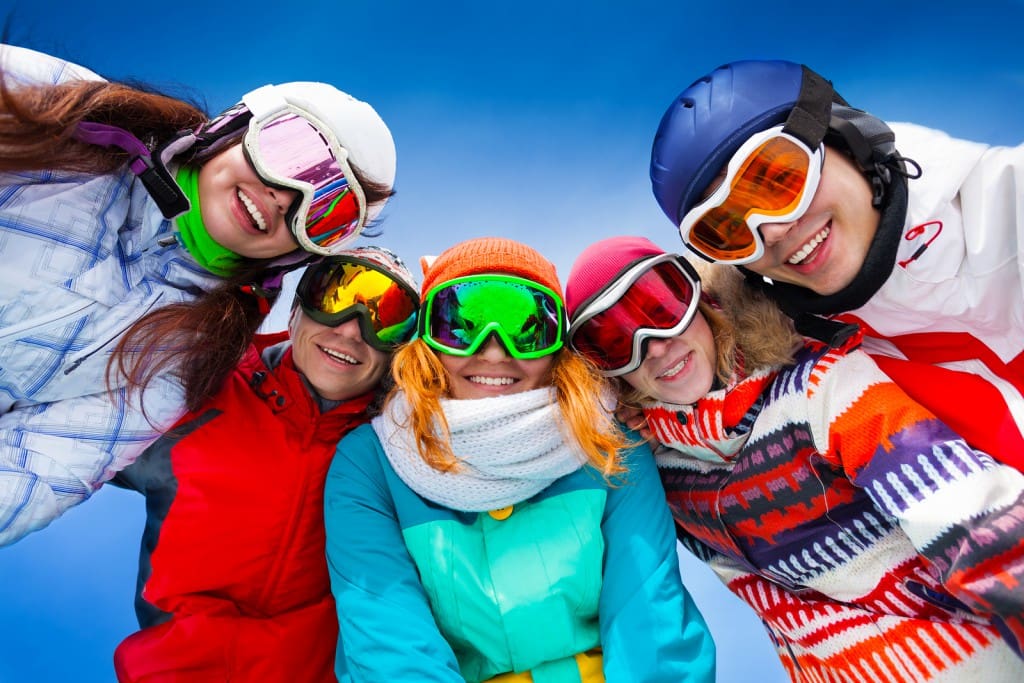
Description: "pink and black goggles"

(244, 108), (366, 256)
(202, 88), (368, 256)
(568, 254), (701, 377)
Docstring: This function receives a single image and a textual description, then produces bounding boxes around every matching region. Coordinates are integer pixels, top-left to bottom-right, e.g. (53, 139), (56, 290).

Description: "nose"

(331, 317), (365, 342)
(757, 220), (798, 246)
(477, 333), (511, 361)
(266, 185), (300, 215)
(645, 337), (672, 359)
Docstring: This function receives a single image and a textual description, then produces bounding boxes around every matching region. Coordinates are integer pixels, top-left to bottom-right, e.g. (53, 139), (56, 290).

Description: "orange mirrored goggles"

(678, 126), (824, 265)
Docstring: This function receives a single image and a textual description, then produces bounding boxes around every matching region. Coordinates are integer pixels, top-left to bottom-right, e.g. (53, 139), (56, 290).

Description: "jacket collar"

(239, 333), (375, 436)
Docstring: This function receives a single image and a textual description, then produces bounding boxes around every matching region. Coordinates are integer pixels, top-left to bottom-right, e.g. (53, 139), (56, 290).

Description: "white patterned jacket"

(0, 44), (219, 544)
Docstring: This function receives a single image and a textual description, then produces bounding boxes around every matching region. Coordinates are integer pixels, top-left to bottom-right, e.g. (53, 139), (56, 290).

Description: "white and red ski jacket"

(839, 122), (1024, 468)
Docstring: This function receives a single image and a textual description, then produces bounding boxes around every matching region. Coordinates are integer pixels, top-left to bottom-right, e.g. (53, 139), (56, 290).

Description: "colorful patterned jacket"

(650, 338), (1024, 681)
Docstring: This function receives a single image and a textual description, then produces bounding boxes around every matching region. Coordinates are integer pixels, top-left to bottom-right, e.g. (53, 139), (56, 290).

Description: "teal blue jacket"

(324, 423), (715, 682)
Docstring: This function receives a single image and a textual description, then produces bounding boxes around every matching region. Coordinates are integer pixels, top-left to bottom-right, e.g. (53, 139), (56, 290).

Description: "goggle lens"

(252, 113), (363, 252)
(682, 131), (818, 263)
(423, 276), (564, 359)
(299, 260), (418, 348)
(569, 257), (700, 376)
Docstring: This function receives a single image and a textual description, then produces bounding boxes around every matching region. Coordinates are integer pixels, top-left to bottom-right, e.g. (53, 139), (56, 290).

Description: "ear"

(419, 255), (437, 277)
(287, 303), (303, 337)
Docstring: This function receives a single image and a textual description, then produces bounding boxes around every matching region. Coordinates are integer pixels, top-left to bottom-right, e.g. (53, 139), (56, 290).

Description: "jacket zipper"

(64, 292), (165, 375)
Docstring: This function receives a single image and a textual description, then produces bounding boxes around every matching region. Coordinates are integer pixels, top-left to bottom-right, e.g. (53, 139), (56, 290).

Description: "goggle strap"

(73, 122), (191, 219)
(240, 284), (273, 316)
(781, 65), (834, 150)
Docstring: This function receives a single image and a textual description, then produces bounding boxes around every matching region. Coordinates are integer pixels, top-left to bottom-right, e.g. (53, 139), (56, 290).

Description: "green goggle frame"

(419, 273), (566, 360)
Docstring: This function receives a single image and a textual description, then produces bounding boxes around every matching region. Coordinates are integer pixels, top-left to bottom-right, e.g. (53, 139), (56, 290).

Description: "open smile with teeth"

(320, 346), (358, 365)
(658, 353), (690, 380)
(468, 375), (516, 386)
(787, 226), (830, 265)
(238, 189), (268, 232)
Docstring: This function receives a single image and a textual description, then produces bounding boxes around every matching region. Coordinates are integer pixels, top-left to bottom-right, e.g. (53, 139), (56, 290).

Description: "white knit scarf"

(372, 387), (587, 511)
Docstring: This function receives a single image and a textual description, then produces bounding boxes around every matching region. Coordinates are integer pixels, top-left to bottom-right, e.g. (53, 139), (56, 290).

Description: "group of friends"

(1, 42), (1021, 682)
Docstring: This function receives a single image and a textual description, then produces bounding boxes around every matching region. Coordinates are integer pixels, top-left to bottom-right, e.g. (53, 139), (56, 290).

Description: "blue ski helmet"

(650, 60), (898, 230)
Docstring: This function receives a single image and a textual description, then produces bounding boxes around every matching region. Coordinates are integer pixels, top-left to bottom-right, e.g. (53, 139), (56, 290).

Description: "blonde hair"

(698, 263), (802, 379)
(389, 339), (628, 477)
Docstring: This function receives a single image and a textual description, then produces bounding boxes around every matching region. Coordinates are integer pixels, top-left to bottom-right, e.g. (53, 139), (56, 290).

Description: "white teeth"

(788, 227), (830, 265)
(238, 190), (267, 232)
(659, 355), (689, 379)
(469, 376), (515, 386)
(321, 347), (357, 364)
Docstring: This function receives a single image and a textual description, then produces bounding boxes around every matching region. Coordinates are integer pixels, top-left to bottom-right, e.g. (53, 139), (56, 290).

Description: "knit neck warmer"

(372, 387), (586, 512)
(643, 365), (777, 464)
(173, 166), (243, 276)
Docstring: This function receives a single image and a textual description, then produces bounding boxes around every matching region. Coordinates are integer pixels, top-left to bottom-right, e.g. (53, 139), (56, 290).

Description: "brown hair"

(1, 72), (395, 410)
(389, 339), (628, 478)
(0, 77), (208, 174)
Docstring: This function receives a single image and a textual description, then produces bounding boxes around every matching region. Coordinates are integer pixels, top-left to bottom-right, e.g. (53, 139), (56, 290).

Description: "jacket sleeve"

(0, 377), (182, 546)
(324, 425), (464, 682)
(0, 43), (104, 86)
(957, 131), (1024, 300)
(597, 437), (717, 682)
(809, 348), (1024, 655)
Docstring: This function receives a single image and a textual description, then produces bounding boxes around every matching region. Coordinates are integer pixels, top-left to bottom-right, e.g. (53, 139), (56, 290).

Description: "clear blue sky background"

(2, 1), (1023, 681)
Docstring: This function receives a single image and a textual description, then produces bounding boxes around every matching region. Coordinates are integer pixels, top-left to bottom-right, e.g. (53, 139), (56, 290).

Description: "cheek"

(438, 354), (462, 377)
(622, 367), (656, 397)
(519, 357), (555, 389)
(368, 352), (392, 382)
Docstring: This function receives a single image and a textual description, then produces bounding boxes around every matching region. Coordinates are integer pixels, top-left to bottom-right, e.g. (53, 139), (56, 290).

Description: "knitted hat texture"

(420, 237), (563, 301)
(565, 236), (666, 319)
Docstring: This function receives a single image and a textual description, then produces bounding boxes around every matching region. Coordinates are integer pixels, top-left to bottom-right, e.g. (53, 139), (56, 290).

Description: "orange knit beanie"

(419, 237), (563, 301)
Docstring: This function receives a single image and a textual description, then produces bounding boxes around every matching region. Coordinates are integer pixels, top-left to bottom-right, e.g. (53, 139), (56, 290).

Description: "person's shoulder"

(0, 44), (104, 86)
(890, 121), (993, 159)
(339, 422), (380, 449)
(328, 423), (387, 485)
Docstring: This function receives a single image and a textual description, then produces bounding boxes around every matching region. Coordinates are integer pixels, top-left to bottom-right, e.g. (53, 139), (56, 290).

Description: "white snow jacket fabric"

(0, 44), (220, 544)
(839, 122), (1024, 466)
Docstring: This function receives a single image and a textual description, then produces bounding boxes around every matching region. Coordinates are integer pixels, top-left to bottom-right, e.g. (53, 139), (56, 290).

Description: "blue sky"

(2, 1), (1023, 681)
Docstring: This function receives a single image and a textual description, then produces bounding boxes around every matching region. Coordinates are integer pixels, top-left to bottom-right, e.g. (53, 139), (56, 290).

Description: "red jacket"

(113, 333), (374, 682)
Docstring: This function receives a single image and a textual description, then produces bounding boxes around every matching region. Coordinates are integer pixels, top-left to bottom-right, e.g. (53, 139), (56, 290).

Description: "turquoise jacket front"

(324, 423), (715, 682)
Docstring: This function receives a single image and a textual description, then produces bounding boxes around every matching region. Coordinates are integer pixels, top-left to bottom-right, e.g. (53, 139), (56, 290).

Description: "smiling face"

(288, 307), (391, 401)
(621, 312), (717, 405)
(742, 144), (880, 295)
(196, 143), (302, 259)
(438, 334), (555, 400)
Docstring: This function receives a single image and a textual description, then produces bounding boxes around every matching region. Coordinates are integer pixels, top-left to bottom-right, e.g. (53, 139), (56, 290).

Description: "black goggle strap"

(73, 121), (192, 219)
(780, 65), (835, 152)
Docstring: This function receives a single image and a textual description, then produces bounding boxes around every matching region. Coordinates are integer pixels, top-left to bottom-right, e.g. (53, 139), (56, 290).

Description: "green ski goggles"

(420, 274), (565, 359)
